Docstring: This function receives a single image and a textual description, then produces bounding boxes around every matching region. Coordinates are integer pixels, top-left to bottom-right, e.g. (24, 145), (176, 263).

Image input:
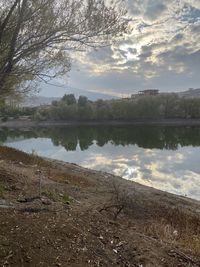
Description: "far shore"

(1, 118), (200, 128)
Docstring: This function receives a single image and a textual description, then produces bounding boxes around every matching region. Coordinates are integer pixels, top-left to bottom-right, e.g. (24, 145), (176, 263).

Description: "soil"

(0, 146), (199, 267)
(1, 118), (200, 128)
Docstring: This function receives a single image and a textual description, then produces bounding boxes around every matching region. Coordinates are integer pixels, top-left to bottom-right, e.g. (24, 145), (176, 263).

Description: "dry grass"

(0, 146), (50, 167)
(47, 168), (92, 187)
(99, 181), (144, 220)
(42, 189), (71, 205)
(102, 182), (200, 257)
(144, 207), (200, 256)
(0, 166), (16, 197)
(0, 183), (4, 198)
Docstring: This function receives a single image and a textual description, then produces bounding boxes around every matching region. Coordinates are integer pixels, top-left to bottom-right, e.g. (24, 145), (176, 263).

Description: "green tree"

(78, 96), (88, 107)
(62, 94), (76, 105)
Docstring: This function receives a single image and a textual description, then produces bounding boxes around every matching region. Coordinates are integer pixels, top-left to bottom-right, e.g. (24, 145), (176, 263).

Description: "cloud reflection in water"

(5, 138), (200, 200)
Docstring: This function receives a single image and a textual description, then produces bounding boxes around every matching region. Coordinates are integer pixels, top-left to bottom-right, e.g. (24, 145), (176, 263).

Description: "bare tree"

(0, 0), (128, 97)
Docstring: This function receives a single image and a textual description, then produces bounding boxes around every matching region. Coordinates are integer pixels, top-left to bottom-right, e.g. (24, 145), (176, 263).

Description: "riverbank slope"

(1, 118), (200, 128)
(0, 146), (199, 266)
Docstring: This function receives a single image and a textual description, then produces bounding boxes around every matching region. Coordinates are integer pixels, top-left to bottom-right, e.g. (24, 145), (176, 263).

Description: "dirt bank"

(1, 118), (200, 128)
(0, 146), (200, 266)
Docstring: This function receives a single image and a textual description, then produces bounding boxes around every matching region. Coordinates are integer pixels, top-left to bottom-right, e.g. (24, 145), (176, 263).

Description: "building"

(138, 89), (159, 96)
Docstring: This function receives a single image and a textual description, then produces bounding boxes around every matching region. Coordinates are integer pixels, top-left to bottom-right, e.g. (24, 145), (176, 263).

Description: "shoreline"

(0, 145), (199, 209)
(1, 118), (200, 128)
(49, 157), (200, 207)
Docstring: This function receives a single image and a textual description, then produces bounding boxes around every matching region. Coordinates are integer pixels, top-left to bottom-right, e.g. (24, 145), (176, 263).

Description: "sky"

(40, 0), (200, 98)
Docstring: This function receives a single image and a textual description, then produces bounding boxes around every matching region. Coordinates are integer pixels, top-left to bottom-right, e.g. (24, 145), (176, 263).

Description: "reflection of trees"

(78, 127), (93, 151)
(0, 130), (8, 144)
(48, 128), (78, 151)
(1, 126), (200, 151)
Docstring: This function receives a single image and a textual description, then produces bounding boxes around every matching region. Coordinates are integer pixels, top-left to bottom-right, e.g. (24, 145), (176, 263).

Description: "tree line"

(33, 93), (200, 121)
(1, 93), (200, 121)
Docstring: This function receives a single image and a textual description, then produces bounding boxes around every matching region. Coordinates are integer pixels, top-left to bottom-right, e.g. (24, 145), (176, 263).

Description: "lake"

(1, 125), (200, 200)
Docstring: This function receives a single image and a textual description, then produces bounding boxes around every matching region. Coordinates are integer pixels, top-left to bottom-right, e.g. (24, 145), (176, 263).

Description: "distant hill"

(40, 82), (117, 100)
(19, 96), (60, 107)
(16, 88), (200, 107)
(178, 88), (200, 98)
(20, 82), (118, 107)
(20, 91), (118, 107)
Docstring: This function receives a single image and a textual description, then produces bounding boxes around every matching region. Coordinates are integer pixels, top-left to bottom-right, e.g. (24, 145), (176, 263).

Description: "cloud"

(143, 1), (167, 21)
(40, 0), (200, 97)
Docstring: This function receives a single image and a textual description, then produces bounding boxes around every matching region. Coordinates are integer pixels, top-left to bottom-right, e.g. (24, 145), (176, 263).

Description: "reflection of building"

(138, 89), (159, 96)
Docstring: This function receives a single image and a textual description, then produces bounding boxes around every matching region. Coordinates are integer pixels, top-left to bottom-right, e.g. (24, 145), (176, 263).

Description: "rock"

(0, 199), (7, 205)
(0, 199), (14, 209)
(41, 197), (52, 205)
(116, 241), (125, 247)
(17, 196), (28, 203)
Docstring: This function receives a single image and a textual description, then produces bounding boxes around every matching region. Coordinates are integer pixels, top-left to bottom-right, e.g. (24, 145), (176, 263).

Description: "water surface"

(1, 125), (200, 200)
